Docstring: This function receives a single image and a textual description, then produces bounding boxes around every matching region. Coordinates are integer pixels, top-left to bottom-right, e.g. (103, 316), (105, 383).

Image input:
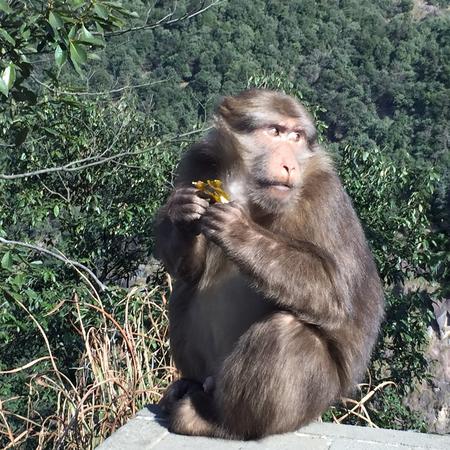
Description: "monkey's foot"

(202, 376), (215, 394)
(159, 379), (203, 414)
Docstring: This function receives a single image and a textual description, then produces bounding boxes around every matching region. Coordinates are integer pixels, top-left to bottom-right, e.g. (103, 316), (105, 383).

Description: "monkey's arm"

(201, 203), (350, 326)
(155, 188), (209, 282)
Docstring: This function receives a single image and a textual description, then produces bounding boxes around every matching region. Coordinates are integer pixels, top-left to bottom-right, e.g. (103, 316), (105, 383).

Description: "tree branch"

(31, 75), (167, 97)
(0, 128), (210, 180)
(105, 0), (223, 37)
(0, 237), (107, 292)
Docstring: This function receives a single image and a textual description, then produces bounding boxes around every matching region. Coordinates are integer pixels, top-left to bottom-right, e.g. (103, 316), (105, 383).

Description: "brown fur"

(155, 89), (384, 440)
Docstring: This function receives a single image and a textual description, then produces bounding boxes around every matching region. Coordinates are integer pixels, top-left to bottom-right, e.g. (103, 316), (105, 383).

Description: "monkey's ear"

(216, 95), (257, 133)
(216, 95), (235, 121)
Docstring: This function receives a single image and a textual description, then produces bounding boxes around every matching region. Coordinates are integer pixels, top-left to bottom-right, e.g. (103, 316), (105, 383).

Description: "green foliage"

(0, 0), (137, 97)
(340, 145), (442, 285)
(337, 144), (444, 429)
(0, 95), (178, 281)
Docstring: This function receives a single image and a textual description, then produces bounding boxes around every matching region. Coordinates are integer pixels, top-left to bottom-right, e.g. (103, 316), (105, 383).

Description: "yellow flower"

(192, 179), (230, 203)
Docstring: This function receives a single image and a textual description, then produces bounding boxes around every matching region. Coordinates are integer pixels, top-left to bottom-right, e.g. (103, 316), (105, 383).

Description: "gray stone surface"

(96, 406), (450, 450)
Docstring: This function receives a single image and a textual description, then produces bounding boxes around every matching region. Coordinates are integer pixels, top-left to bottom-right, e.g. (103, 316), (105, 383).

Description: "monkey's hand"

(167, 187), (210, 233)
(201, 202), (252, 250)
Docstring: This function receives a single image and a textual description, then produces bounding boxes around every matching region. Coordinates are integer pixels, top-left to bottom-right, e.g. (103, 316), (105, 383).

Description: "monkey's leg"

(168, 311), (342, 440)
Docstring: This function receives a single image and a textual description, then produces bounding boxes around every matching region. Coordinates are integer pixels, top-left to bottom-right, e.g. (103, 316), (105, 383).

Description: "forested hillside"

(0, 0), (449, 448)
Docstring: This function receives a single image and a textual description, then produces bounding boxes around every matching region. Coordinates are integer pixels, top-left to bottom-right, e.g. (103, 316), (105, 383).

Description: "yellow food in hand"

(192, 179), (230, 203)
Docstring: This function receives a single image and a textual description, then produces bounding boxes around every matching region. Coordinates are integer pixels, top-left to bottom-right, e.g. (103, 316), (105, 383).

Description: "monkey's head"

(215, 89), (324, 214)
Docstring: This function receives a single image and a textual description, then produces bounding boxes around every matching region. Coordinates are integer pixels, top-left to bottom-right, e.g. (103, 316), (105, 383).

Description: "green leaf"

(55, 45), (67, 67)
(21, 28), (31, 40)
(0, 28), (16, 45)
(79, 25), (104, 46)
(88, 52), (102, 61)
(69, 41), (87, 65)
(6, 290), (22, 302)
(72, 0), (85, 9)
(109, 15), (125, 28)
(0, 0), (13, 14)
(53, 205), (60, 217)
(94, 3), (109, 19)
(12, 273), (25, 289)
(68, 25), (77, 40)
(0, 78), (7, 97)
(2, 62), (16, 89)
(0, 63), (15, 96)
(69, 55), (83, 76)
(1, 251), (12, 269)
(48, 11), (64, 34)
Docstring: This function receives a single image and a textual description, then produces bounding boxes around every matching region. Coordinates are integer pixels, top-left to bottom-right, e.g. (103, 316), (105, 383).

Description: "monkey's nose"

(279, 165), (294, 184)
(282, 165), (295, 176)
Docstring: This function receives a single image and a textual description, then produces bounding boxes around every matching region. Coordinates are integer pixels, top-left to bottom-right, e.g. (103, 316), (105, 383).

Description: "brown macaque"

(155, 89), (384, 440)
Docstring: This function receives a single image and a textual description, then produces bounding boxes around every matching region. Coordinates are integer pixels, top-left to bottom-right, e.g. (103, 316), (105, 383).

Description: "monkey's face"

(241, 118), (314, 213)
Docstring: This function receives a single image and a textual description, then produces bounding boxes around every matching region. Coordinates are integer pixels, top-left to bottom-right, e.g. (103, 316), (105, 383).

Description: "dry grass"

(0, 273), (393, 448)
(334, 377), (396, 427)
(0, 278), (176, 449)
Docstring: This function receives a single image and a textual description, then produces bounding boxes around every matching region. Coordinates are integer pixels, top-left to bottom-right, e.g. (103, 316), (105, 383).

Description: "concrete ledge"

(96, 405), (450, 450)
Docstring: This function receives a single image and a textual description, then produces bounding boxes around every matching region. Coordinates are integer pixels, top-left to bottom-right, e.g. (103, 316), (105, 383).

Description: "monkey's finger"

(173, 194), (210, 209)
(179, 203), (209, 215)
(200, 214), (220, 228)
(201, 209), (227, 226)
(171, 207), (207, 226)
(176, 187), (199, 195)
(177, 186), (211, 200)
(214, 202), (246, 218)
(204, 205), (241, 224)
(194, 190), (212, 201)
(200, 213), (223, 232)
(200, 224), (219, 241)
(208, 201), (243, 214)
(183, 213), (203, 223)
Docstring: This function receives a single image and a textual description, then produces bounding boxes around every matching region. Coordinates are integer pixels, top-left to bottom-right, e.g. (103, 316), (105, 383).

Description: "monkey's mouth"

(258, 180), (293, 191)
(270, 183), (291, 191)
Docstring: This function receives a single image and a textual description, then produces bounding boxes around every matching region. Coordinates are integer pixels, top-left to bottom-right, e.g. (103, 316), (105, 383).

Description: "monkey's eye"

(291, 131), (304, 142)
(267, 125), (280, 136)
(268, 126), (280, 136)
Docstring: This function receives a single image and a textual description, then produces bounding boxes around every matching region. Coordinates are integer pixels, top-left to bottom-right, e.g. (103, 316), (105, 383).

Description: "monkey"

(154, 89), (384, 440)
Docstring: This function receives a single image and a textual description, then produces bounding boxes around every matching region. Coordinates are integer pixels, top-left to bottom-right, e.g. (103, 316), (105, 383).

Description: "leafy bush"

(336, 144), (442, 430)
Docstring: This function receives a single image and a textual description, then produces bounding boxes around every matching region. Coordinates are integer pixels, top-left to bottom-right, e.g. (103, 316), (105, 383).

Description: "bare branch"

(60, 80), (167, 96)
(31, 75), (167, 97)
(0, 237), (107, 292)
(39, 180), (69, 202)
(105, 0), (223, 37)
(0, 128), (210, 180)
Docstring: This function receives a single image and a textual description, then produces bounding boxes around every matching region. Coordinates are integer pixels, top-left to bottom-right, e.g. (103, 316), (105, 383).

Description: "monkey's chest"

(176, 273), (274, 380)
